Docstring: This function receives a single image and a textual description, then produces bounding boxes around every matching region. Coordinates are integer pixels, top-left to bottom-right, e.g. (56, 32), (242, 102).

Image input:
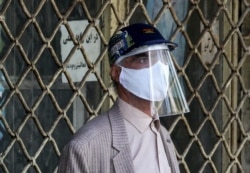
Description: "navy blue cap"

(108, 23), (177, 64)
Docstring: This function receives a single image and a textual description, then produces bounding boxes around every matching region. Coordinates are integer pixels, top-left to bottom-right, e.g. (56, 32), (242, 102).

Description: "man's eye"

(137, 57), (148, 63)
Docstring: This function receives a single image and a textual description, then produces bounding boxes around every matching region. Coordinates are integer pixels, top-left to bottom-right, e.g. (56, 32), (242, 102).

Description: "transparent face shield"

(116, 44), (189, 116)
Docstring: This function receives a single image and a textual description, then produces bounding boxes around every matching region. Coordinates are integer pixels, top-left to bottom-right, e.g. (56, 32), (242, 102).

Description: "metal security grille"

(0, 0), (249, 173)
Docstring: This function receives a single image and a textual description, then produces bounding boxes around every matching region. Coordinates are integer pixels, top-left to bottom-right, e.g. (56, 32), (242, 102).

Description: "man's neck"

(118, 85), (152, 116)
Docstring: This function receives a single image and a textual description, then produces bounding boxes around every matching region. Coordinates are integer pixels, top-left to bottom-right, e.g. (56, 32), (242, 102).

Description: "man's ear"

(110, 65), (121, 82)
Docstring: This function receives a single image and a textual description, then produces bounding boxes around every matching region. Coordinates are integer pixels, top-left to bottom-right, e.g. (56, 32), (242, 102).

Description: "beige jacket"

(58, 101), (180, 173)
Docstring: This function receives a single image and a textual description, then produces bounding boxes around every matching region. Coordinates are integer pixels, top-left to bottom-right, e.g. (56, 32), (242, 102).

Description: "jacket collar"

(108, 102), (129, 150)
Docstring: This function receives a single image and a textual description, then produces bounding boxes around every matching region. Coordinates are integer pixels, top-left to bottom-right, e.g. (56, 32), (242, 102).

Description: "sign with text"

(60, 20), (100, 83)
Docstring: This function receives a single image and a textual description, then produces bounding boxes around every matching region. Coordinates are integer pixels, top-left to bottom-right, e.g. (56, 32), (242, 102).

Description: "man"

(58, 23), (189, 173)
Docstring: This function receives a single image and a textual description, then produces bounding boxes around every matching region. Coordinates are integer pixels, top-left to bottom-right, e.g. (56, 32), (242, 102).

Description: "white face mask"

(119, 61), (169, 101)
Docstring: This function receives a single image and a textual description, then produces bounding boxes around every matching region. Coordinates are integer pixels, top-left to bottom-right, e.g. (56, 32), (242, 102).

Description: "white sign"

(60, 20), (100, 83)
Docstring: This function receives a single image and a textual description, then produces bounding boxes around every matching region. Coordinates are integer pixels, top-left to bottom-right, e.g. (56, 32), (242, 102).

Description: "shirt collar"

(118, 98), (153, 133)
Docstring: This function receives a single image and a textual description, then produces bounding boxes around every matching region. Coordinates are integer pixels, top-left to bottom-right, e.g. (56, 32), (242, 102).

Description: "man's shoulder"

(64, 102), (121, 148)
(72, 112), (111, 142)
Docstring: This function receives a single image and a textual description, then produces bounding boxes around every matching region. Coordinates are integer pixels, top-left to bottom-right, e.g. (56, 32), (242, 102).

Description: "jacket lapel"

(160, 127), (180, 173)
(108, 103), (135, 173)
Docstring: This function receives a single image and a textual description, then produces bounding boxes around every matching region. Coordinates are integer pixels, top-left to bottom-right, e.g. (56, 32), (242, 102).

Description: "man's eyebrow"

(134, 52), (148, 57)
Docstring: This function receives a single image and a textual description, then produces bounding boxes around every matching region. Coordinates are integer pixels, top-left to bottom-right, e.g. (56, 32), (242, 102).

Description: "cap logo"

(142, 28), (155, 34)
(108, 31), (135, 63)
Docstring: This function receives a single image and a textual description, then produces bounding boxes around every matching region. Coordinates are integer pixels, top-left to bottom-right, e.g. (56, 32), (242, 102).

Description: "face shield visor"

(115, 44), (189, 116)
